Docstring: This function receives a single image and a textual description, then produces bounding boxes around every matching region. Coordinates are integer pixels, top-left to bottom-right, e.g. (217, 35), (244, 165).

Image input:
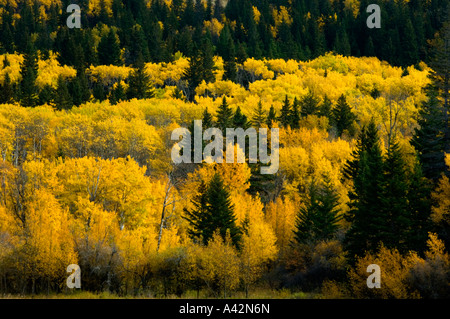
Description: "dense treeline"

(0, 0), (448, 69)
(0, 0), (449, 299)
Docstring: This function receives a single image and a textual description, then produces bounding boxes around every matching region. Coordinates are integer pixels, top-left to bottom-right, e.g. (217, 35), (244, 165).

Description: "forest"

(0, 0), (449, 299)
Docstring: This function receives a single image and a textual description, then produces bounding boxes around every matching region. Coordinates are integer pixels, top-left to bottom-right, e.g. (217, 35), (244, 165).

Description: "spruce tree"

(300, 91), (320, 117)
(126, 55), (155, 100)
(279, 95), (291, 128)
(290, 97), (301, 129)
(184, 174), (241, 248)
(251, 101), (267, 128)
(183, 181), (210, 243)
(379, 141), (412, 252)
(206, 173), (241, 248)
(54, 76), (73, 110)
(0, 73), (14, 104)
(266, 105), (277, 129)
(411, 90), (448, 182)
(406, 159), (432, 253)
(109, 80), (126, 105)
(293, 176), (341, 245)
(319, 95), (333, 118)
(344, 120), (387, 259)
(19, 43), (39, 107)
(98, 28), (122, 66)
(216, 96), (234, 131)
(233, 106), (249, 129)
(332, 94), (356, 137)
(202, 107), (213, 130)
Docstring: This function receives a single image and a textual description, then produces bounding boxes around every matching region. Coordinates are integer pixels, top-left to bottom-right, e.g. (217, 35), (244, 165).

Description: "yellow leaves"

(431, 154), (450, 225)
(88, 64), (133, 86)
(204, 18), (224, 37)
(88, 0), (113, 16)
(145, 57), (189, 86)
(243, 58), (275, 81)
(0, 53), (23, 84)
(252, 6), (261, 23)
(266, 59), (299, 75)
(265, 197), (297, 252)
(348, 244), (420, 299)
(196, 80), (247, 100)
(36, 52), (76, 89)
(197, 232), (241, 296)
(24, 188), (78, 280)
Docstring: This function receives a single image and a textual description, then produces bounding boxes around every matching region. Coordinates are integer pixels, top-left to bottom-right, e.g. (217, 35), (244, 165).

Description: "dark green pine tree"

(343, 120), (388, 260)
(251, 101), (267, 128)
(290, 97), (301, 129)
(300, 91), (320, 117)
(54, 76), (73, 110)
(183, 34), (216, 101)
(126, 55), (155, 100)
(331, 94), (357, 137)
(293, 176), (341, 245)
(266, 105), (277, 129)
(70, 68), (91, 107)
(183, 54), (203, 101)
(411, 90), (448, 182)
(319, 95), (333, 118)
(0, 73), (14, 104)
(19, 43), (39, 107)
(128, 24), (150, 65)
(206, 173), (241, 248)
(379, 141), (412, 253)
(38, 84), (54, 106)
(109, 80), (126, 105)
(294, 181), (320, 245)
(218, 24), (237, 82)
(279, 95), (291, 128)
(183, 181), (210, 243)
(98, 28), (122, 66)
(334, 25), (351, 56)
(233, 106), (249, 129)
(406, 159), (432, 253)
(216, 96), (234, 131)
(184, 174), (241, 248)
(202, 107), (213, 130)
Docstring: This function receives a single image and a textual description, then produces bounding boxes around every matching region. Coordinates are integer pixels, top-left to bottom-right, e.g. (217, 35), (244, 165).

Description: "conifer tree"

(293, 176), (341, 245)
(251, 101), (267, 128)
(300, 91), (320, 117)
(332, 94), (357, 137)
(344, 120), (387, 259)
(379, 141), (412, 252)
(206, 173), (241, 248)
(411, 90), (448, 182)
(319, 95), (333, 118)
(266, 105), (277, 129)
(216, 96), (234, 131)
(19, 42), (39, 107)
(54, 76), (73, 110)
(126, 55), (155, 100)
(184, 174), (241, 248)
(279, 95), (291, 128)
(290, 97), (301, 129)
(233, 106), (249, 129)
(202, 107), (213, 130)
(184, 181), (210, 243)
(0, 73), (14, 104)
(109, 81), (126, 105)
(98, 28), (122, 66)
